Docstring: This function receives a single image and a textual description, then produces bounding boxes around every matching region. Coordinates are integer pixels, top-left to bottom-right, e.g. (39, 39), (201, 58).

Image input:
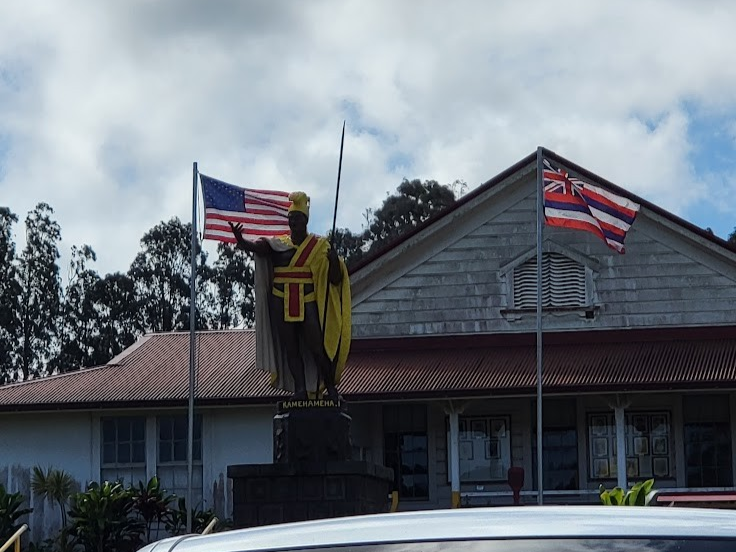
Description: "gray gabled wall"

(351, 170), (736, 338)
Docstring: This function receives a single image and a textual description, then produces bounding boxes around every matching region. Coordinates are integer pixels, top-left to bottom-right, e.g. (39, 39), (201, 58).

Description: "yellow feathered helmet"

(288, 191), (310, 220)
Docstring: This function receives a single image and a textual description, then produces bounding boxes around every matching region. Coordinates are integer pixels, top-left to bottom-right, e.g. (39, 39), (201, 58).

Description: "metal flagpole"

(535, 147), (544, 505)
(187, 161), (198, 533)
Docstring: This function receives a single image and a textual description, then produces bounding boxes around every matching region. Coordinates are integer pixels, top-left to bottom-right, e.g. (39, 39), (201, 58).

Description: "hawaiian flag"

(543, 159), (640, 253)
(200, 174), (290, 243)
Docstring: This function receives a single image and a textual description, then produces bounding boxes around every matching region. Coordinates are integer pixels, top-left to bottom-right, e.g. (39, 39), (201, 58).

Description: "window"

(157, 415), (204, 507)
(383, 405), (429, 500)
(532, 399), (578, 490)
(101, 417), (146, 485)
(513, 252), (586, 309)
(158, 415), (202, 463)
(588, 412), (672, 480)
(452, 416), (511, 482)
(684, 395), (732, 487)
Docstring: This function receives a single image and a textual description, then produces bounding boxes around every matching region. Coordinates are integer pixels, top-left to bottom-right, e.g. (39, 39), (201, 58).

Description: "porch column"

(614, 406), (626, 490)
(448, 409), (461, 508)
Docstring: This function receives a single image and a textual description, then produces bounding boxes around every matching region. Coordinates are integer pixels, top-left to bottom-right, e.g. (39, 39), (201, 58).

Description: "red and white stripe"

(204, 188), (290, 243)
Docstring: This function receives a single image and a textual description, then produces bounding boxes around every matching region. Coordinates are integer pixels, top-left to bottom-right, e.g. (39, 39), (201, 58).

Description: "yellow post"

(390, 490), (399, 512)
(0, 524), (28, 552)
(451, 490), (461, 509)
(202, 517), (218, 535)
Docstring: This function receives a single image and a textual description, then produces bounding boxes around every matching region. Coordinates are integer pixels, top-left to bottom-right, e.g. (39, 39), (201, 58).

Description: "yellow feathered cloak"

(254, 234), (351, 396)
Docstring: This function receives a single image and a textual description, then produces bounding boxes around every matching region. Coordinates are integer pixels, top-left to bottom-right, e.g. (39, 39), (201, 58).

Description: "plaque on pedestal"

(274, 399), (352, 464)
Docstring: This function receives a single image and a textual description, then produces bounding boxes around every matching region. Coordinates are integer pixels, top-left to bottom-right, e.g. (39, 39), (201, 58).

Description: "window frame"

(383, 404), (430, 501)
(447, 415), (512, 484)
(157, 414), (203, 465)
(101, 416), (147, 469)
(683, 395), (733, 488)
(587, 411), (673, 482)
(531, 426), (579, 491)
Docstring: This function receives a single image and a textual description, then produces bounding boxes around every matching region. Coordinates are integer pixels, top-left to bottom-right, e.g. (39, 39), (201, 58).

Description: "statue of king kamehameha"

(229, 192), (351, 402)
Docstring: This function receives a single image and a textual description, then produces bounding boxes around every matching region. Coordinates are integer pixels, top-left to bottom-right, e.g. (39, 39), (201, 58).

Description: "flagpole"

(535, 147), (544, 505)
(187, 161), (198, 533)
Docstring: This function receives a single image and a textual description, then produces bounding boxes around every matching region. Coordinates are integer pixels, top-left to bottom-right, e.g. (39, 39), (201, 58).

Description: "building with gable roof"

(3, 148), (736, 540)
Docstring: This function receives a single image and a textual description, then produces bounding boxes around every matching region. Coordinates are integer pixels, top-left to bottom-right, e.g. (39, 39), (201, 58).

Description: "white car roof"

(138, 506), (736, 552)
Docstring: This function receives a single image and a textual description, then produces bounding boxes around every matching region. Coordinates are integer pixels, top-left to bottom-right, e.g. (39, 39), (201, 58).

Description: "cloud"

(1, 0), (736, 277)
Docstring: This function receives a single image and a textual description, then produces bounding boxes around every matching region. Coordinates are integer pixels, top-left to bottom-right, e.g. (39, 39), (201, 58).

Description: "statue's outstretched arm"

(229, 222), (271, 256)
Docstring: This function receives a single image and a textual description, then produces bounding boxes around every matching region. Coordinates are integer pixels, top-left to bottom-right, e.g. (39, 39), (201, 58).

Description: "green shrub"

(599, 478), (655, 506)
(34, 476), (225, 551)
(164, 497), (218, 535)
(131, 476), (175, 543)
(0, 483), (31, 544)
(68, 481), (144, 552)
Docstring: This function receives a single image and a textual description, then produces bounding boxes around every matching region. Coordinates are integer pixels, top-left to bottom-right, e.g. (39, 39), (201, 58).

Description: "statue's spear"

(321, 121), (345, 389)
(329, 120), (346, 253)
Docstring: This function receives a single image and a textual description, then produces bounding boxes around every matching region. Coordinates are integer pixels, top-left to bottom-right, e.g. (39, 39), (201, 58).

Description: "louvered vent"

(513, 253), (586, 309)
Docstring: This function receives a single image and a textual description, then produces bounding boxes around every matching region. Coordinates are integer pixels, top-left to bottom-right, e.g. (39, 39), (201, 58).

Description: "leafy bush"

(599, 478), (655, 506)
(32, 476), (225, 552)
(131, 476), (174, 543)
(164, 497), (219, 535)
(68, 481), (144, 552)
(0, 484), (32, 544)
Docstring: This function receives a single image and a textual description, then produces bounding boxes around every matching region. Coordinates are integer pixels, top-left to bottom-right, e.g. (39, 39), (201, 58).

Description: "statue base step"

(227, 461), (394, 528)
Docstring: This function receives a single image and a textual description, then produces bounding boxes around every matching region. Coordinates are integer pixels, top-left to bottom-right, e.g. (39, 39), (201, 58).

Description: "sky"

(1, 0), (736, 278)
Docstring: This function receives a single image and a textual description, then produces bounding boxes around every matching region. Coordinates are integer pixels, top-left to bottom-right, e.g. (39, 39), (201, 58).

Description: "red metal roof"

(1, 327), (736, 410)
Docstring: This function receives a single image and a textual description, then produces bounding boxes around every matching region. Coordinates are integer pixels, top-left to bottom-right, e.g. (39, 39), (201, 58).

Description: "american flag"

(200, 174), (290, 243)
(543, 159), (640, 254)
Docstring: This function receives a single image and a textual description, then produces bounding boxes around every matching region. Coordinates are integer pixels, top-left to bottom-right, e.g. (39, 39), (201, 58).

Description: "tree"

(128, 218), (211, 333)
(129, 218), (193, 332)
(0, 208), (20, 384)
(327, 228), (366, 270)
(364, 178), (456, 255)
(31, 466), (74, 527)
(50, 245), (103, 373)
(729, 227), (736, 246)
(90, 272), (144, 364)
(208, 242), (255, 329)
(17, 203), (62, 381)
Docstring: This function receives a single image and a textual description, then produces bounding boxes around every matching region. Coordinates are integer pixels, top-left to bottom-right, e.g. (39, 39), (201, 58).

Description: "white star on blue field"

(1, 0), (735, 277)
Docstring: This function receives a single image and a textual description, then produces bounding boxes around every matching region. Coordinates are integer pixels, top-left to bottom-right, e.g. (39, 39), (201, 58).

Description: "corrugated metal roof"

(1, 329), (736, 410)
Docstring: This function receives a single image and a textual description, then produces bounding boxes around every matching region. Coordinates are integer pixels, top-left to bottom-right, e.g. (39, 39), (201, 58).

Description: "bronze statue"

(229, 192), (351, 401)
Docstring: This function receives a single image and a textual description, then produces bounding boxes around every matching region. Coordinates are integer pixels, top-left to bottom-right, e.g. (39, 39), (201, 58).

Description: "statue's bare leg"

(303, 302), (339, 402)
(283, 327), (308, 400)
(270, 294), (308, 400)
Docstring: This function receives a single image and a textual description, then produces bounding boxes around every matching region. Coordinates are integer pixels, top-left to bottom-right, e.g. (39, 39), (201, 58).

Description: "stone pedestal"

(227, 400), (394, 529)
(228, 461), (394, 528)
(273, 400), (352, 464)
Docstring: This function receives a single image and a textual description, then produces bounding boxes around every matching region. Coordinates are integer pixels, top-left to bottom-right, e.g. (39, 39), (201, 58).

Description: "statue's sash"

(272, 234), (320, 322)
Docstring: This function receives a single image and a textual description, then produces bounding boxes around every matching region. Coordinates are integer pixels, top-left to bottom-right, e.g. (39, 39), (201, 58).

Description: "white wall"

(0, 411), (94, 543)
(0, 405), (276, 542)
(203, 405), (275, 519)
